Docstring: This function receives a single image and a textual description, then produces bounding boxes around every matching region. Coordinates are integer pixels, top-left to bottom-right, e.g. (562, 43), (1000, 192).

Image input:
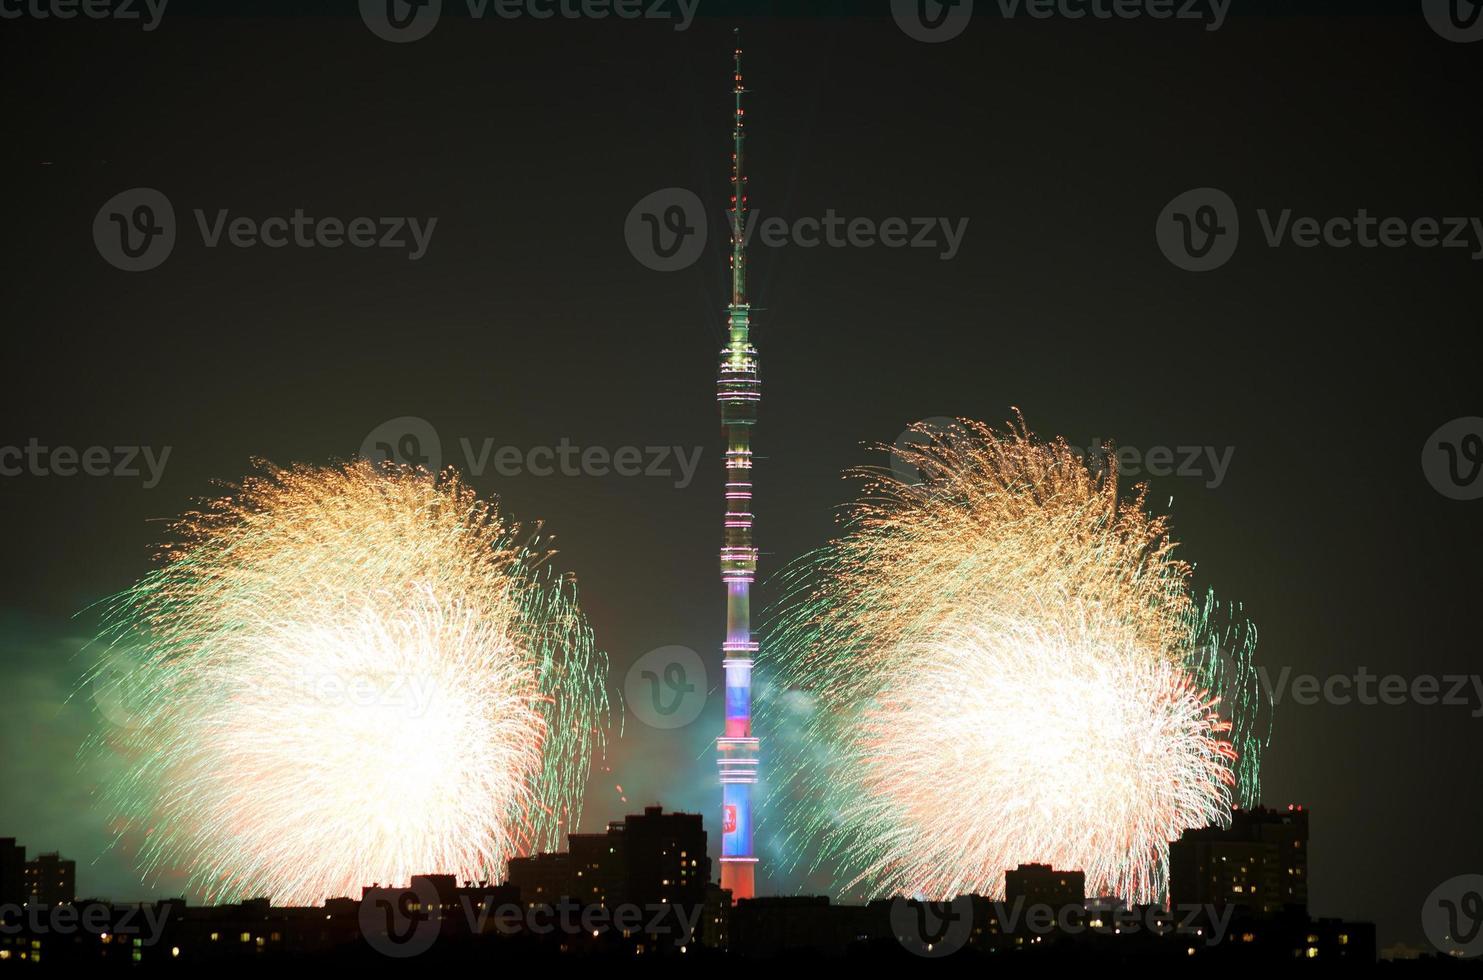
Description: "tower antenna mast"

(716, 26), (761, 904)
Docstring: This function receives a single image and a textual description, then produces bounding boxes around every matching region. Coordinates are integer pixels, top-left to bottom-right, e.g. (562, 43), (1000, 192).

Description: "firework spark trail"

(85, 461), (607, 905)
(760, 416), (1268, 904)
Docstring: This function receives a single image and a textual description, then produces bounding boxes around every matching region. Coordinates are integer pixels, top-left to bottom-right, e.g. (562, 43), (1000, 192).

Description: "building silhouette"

(505, 805), (709, 914)
(568, 825), (625, 908)
(620, 805), (708, 910)
(503, 805), (715, 951)
(504, 851), (570, 909)
(24, 852), (76, 907)
(0, 838), (23, 908)
(0, 798), (1379, 966)
(1005, 863), (1085, 909)
(1169, 804), (1308, 916)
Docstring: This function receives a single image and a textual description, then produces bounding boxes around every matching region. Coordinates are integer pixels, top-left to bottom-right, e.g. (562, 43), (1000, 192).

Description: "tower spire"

(716, 27), (760, 905)
(729, 28), (747, 308)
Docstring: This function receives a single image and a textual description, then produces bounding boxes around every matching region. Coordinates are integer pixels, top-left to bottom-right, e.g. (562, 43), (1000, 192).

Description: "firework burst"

(761, 416), (1268, 904)
(86, 460), (607, 905)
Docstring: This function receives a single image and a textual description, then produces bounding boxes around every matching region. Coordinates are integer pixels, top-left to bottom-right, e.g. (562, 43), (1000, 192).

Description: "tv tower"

(715, 29), (760, 903)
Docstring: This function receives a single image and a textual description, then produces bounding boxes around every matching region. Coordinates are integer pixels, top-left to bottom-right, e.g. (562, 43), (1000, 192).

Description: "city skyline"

(0, 801), (1390, 964)
(3, 2), (1482, 960)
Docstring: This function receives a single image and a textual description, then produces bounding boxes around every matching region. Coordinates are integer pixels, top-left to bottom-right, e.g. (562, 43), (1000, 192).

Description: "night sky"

(3, 1), (1481, 951)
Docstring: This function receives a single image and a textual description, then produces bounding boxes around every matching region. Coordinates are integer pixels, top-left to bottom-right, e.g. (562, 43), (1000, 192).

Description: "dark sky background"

(2, 1), (1480, 951)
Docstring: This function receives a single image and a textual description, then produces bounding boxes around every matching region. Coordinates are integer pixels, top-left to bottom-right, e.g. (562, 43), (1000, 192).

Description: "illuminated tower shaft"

(716, 32), (759, 903)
